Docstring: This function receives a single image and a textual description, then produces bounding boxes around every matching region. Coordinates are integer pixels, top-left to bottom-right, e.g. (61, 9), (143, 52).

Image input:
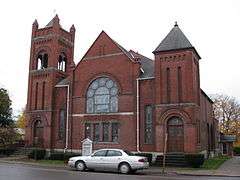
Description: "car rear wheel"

(119, 163), (131, 174)
(75, 161), (86, 171)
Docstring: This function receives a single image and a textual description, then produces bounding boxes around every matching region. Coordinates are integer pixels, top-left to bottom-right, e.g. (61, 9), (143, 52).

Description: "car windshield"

(124, 150), (135, 156)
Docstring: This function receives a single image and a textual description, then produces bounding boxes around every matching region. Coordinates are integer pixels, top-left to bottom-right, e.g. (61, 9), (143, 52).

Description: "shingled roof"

(129, 50), (154, 78)
(153, 22), (200, 58)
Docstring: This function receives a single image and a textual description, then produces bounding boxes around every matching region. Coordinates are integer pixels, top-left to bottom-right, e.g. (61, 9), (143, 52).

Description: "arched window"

(168, 117), (183, 126)
(86, 77), (118, 113)
(58, 53), (67, 72)
(37, 52), (48, 70)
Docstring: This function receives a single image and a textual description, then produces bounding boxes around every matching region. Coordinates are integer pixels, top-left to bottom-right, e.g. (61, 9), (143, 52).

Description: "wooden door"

(167, 117), (184, 152)
(33, 120), (44, 146)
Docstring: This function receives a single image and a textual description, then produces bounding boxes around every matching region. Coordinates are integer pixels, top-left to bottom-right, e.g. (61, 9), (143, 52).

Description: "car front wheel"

(119, 163), (131, 174)
(75, 161), (86, 171)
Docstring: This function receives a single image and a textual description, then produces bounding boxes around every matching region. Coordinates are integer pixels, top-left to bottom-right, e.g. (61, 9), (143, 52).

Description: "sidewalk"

(143, 156), (240, 177)
(1, 156), (240, 177)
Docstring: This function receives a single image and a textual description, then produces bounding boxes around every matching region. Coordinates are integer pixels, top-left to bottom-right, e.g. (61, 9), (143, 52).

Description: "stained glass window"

(112, 123), (119, 142)
(93, 123), (100, 142)
(144, 105), (153, 144)
(86, 77), (118, 113)
(85, 122), (119, 143)
(59, 110), (65, 139)
(103, 122), (110, 142)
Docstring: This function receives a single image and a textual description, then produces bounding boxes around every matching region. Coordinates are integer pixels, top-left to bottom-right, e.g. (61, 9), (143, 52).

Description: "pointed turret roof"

(153, 22), (200, 58)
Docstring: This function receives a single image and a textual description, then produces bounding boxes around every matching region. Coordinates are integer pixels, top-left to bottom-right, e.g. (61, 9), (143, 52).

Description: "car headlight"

(69, 158), (74, 161)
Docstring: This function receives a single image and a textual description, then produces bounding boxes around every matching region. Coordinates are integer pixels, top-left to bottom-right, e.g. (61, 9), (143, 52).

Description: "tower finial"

(174, 21), (178, 27)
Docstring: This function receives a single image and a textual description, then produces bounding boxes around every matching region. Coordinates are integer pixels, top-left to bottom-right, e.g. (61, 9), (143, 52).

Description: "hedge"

(233, 147), (240, 155)
(28, 149), (46, 160)
(0, 148), (16, 156)
(134, 153), (153, 164)
(48, 152), (81, 161)
(185, 154), (205, 168)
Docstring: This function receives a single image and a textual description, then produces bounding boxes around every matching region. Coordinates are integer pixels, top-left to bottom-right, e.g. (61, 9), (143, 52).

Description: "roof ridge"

(129, 50), (153, 61)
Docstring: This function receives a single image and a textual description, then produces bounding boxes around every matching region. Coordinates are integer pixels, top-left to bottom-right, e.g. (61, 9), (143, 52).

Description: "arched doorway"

(167, 117), (184, 152)
(33, 120), (44, 146)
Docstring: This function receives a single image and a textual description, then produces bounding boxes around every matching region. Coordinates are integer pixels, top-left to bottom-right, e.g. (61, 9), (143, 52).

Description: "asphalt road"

(0, 163), (239, 180)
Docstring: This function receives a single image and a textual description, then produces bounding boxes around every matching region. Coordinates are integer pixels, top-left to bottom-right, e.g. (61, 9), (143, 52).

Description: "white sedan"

(68, 149), (149, 174)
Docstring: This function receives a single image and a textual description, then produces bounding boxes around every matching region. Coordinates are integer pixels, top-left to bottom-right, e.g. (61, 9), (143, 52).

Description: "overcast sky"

(0, 0), (239, 115)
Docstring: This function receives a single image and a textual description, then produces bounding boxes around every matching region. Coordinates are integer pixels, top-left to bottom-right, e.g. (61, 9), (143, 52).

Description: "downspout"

(64, 84), (70, 153)
(55, 84), (70, 153)
(136, 77), (154, 152)
(136, 78), (140, 152)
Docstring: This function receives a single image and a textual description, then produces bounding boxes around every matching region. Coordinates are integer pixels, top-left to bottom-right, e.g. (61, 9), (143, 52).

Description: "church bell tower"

(25, 15), (75, 148)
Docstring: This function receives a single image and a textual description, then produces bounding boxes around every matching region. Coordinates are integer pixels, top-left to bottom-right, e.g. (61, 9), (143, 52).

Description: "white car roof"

(94, 148), (124, 151)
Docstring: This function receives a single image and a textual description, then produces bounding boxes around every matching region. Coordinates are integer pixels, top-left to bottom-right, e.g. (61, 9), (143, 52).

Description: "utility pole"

(162, 133), (168, 174)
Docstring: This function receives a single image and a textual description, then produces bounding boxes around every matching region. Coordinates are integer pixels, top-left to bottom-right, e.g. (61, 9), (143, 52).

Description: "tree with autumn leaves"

(16, 110), (26, 129)
(211, 94), (240, 146)
(0, 87), (21, 147)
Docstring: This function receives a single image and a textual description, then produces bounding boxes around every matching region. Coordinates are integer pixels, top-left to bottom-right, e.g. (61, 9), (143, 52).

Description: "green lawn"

(201, 156), (230, 169)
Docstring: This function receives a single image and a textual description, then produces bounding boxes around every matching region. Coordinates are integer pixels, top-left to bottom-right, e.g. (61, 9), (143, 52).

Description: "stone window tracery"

(86, 77), (118, 113)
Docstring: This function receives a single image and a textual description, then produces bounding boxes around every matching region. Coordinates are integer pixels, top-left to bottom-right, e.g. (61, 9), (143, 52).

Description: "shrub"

(0, 148), (16, 156)
(28, 149), (46, 160)
(134, 153), (153, 164)
(185, 154), (205, 168)
(233, 147), (240, 155)
(48, 152), (81, 161)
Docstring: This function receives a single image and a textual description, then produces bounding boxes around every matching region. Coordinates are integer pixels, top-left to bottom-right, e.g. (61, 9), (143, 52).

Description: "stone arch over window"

(86, 77), (118, 113)
(36, 51), (48, 70)
(158, 108), (191, 126)
(58, 53), (67, 72)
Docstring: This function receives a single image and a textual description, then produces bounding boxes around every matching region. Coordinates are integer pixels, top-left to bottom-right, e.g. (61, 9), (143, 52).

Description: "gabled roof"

(201, 89), (214, 104)
(81, 30), (135, 62)
(129, 50), (154, 78)
(111, 38), (135, 61)
(153, 22), (200, 58)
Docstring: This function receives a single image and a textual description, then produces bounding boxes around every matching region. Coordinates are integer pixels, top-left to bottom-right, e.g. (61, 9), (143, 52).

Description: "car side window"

(93, 150), (107, 157)
(106, 150), (122, 157)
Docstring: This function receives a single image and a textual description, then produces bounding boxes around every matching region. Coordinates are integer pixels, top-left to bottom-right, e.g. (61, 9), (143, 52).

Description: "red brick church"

(25, 15), (218, 156)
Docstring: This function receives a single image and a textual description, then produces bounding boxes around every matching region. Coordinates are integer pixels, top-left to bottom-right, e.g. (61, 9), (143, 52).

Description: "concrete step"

(154, 153), (187, 167)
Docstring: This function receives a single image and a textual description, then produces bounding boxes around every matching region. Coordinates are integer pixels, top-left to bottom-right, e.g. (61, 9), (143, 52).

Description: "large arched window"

(37, 52), (48, 70)
(86, 77), (118, 113)
(58, 53), (67, 72)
